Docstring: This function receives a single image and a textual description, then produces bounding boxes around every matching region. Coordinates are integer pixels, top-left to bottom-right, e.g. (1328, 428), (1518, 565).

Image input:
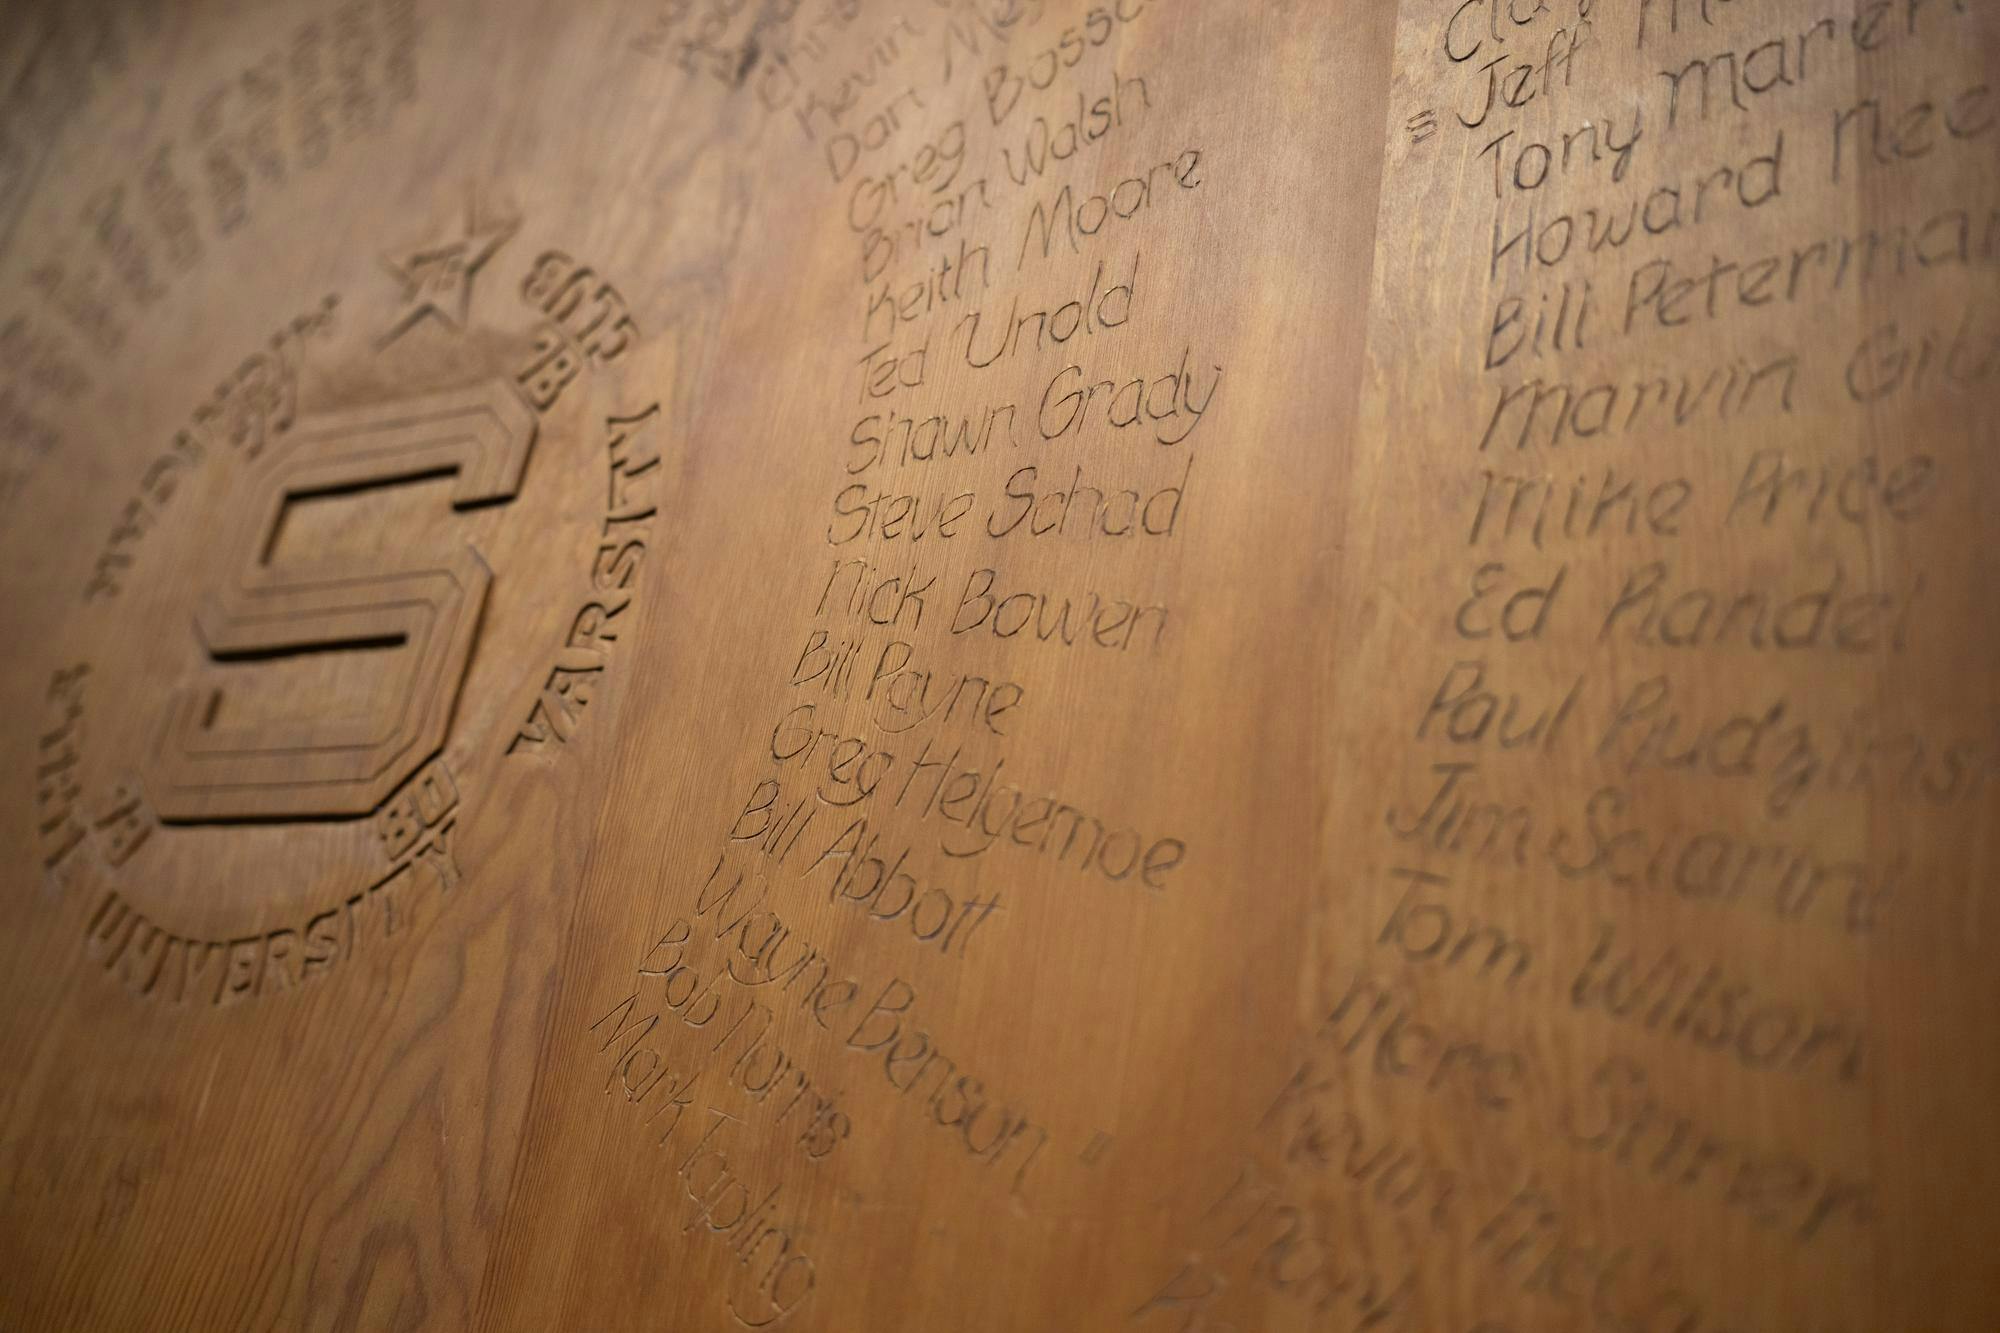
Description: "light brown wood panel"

(0, 1), (1994, 1330)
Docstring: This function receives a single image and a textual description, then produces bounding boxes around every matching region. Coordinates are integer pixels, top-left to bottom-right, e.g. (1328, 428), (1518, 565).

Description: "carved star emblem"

(377, 206), (518, 346)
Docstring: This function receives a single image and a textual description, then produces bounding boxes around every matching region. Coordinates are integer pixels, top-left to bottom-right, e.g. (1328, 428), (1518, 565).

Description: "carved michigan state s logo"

(147, 380), (537, 821)
(36, 202), (666, 1008)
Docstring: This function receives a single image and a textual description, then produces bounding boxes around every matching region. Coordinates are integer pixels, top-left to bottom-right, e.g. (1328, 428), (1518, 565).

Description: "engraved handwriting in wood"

(0, 1), (1994, 1331)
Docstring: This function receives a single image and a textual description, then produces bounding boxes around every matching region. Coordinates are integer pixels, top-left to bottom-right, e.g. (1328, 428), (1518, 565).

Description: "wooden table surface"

(0, 0), (1995, 1329)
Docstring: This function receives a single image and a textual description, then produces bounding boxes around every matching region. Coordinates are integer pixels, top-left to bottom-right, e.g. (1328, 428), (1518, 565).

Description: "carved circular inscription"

(34, 205), (662, 1010)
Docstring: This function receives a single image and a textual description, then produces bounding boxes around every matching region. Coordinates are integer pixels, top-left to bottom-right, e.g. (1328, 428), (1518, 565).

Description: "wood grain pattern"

(0, 0), (1994, 1330)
